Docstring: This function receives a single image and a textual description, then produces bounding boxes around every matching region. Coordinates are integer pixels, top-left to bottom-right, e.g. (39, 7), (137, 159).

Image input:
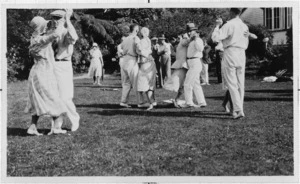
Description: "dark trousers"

(215, 50), (223, 83)
(154, 57), (163, 87)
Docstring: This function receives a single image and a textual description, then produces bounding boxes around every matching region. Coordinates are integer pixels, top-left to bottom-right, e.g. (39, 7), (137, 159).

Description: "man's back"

(222, 17), (249, 50)
(121, 35), (139, 57)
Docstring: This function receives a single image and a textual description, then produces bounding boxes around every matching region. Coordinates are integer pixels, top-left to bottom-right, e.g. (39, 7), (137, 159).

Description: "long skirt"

(24, 63), (66, 117)
(88, 58), (102, 78)
(163, 68), (187, 92)
(137, 59), (157, 92)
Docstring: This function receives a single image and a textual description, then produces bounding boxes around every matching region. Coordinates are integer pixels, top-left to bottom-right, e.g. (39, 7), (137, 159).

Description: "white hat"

(50, 10), (66, 18)
(92, 43), (98, 47)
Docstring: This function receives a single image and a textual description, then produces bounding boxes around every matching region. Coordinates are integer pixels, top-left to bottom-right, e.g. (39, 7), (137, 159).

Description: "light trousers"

(200, 62), (209, 83)
(222, 47), (246, 112)
(53, 61), (80, 129)
(120, 55), (139, 104)
(184, 58), (206, 106)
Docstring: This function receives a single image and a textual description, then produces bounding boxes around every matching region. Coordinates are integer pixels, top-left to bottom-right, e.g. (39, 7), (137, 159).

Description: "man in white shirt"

(119, 24), (140, 108)
(49, 9), (80, 133)
(157, 34), (171, 85)
(211, 8), (250, 119)
(180, 24), (207, 108)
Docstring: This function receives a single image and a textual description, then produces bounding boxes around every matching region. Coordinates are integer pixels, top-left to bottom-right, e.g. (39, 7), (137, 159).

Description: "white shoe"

(152, 102), (157, 106)
(201, 83), (206, 85)
(233, 111), (245, 119)
(27, 128), (43, 136)
(53, 128), (67, 134)
(71, 121), (80, 132)
(146, 104), (154, 111)
(179, 103), (195, 108)
(120, 103), (131, 108)
(138, 103), (150, 108)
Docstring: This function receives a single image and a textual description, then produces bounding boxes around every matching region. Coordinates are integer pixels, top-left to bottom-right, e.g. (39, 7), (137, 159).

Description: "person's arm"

(64, 9), (78, 45)
(194, 37), (204, 52)
(157, 45), (166, 56)
(211, 22), (232, 43)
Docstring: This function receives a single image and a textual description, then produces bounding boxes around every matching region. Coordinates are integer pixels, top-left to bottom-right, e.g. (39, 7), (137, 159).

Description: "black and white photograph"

(1, 0), (299, 183)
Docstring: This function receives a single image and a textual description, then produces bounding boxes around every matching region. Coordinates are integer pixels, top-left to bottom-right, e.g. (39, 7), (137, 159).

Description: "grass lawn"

(6, 74), (294, 176)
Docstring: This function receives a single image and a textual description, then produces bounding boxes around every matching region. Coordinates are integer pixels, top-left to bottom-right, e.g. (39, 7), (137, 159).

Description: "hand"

(183, 33), (189, 39)
(64, 8), (73, 20)
(216, 18), (223, 26)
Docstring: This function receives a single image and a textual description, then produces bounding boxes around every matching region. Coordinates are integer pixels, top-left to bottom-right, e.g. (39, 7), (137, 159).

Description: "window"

(274, 8), (280, 29)
(287, 8), (292, 28)
(265, 8), (272, 29)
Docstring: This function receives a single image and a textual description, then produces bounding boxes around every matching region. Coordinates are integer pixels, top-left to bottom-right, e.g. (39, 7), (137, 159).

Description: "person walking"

(88, 43), (104, 86)
(50, 9), (80, 131)
(151, 37), (162, 88)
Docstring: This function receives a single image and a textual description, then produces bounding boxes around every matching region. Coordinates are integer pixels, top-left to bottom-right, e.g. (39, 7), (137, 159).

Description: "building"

(240, 8), (292, 45)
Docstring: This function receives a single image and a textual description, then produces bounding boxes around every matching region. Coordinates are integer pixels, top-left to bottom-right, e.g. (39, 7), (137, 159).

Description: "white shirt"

(212, 17), (249, 50)
(158, 42), (171, 56)
(187, 37), (204, 58)
(121, 34), (140, 57)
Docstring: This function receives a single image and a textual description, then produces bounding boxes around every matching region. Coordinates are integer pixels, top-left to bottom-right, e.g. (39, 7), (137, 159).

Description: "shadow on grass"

(75, 85), (122, 89)
(87, 109), (233, 119)
(206, 96), (293, 102)
(7, 128), (71, 137)
(77, 103), (181, 109)
(246, 89), (293, 94)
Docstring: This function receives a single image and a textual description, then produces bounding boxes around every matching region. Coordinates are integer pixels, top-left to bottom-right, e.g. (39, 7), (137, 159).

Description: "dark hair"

(130, 24), (138, 32)
(230, 8), (241, 15)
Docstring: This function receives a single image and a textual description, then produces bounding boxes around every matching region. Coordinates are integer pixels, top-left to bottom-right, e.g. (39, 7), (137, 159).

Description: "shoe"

(233, 111), (245, 119)
(173, 99), (180, 108)
(146, 104), (154, 111)
(152, 102), (157, 106)
(200, 83), (206, 85)
(52, 128), (67, 134)
(195, 103), (207, 108)
(179, 103), (195, 108)
(71, 121), (80, 132)
(27, 128), (43, 136)
(206, 83), (210, 85)
(222, 104), (230, 113)
(138, 103), (150, 108)
(120, 103), (131, 108)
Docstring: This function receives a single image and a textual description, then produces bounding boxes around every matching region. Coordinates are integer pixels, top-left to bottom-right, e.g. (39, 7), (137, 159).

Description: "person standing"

(211, 8), (250, 119)
(157, 34), (171, 85)
(151, 37), (162, 88)
(180, 24), (207, 108)
(136, 27), (157, 111)
(119, 24), (141, 108)
(50, 9), (80, 131)
(25, 16), (67, 135)
(88, 43), (104, 85)
(200, 34), (211, 85)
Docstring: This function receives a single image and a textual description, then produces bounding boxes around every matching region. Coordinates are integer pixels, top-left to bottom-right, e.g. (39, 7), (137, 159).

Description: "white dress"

(24, 33), (66, 117)
(88, 48), (103, 78)
(136, 37), (157, 92)
(163, 38), (189, 92)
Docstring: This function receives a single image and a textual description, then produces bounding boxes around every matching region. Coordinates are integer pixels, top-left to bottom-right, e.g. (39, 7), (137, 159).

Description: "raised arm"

(64, 9), (78, 45)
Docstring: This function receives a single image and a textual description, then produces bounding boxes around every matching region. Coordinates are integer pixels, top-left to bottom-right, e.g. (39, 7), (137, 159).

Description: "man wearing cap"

(50, 9), (80, 131)
(211, 8), (250, 119)
(180, 23), (207, 108)
(119, 24), (141, 108)
(157, 34), (171, 85)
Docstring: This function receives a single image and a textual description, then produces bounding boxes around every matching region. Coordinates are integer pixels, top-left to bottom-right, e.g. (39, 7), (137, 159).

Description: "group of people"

(25, 8), (257, 136)
(25, 9), (80, 135)
(117, 8), (257, 119)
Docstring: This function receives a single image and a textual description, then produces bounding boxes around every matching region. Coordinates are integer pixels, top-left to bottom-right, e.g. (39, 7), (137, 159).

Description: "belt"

(55, 59), (69, 62)
(187, 57), (200, 60)
(126, 54), (137, 57)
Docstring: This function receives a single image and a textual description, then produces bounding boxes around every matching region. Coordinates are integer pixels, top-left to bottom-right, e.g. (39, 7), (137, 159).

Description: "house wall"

(240, 8), (264, 25)
(272, 31), (287, 45)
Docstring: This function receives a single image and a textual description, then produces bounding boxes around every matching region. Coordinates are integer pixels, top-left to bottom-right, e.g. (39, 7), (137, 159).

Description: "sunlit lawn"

(7, 74), (293, 176)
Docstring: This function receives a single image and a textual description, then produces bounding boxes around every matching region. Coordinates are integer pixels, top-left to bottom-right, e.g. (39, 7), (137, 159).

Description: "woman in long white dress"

(88, 43), (104, 85)
(163, 33), (191, 107)
(136, 27), (157, 111)
(24, 16), (67, 135)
